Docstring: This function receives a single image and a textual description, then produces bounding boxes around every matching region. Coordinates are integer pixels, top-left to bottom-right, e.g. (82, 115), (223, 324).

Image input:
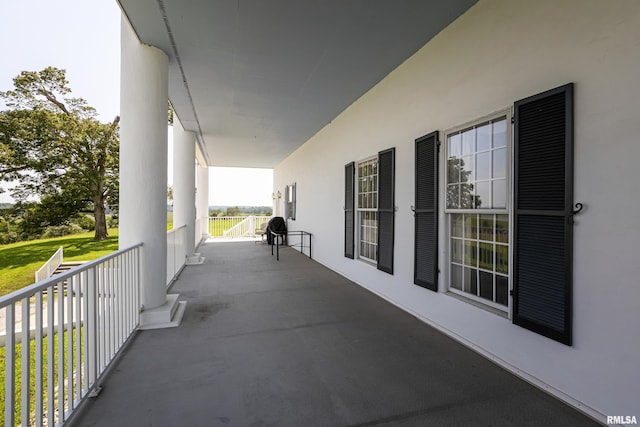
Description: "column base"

(186, 253), (205, 265)
(138, 294), (186, 330)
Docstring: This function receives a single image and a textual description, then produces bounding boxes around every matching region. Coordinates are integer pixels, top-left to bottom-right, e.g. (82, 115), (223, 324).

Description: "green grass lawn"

(1, 211), (173, 296)
(0, 328), (82, 426)
(0, 212), (223, 423)
(1, 229), (114, 422)
(0, 219), (180, 423)
(0, 229), (119, 297)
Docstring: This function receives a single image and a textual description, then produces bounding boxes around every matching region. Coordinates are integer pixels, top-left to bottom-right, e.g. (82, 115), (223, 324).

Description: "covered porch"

(73, 241), (597, 426)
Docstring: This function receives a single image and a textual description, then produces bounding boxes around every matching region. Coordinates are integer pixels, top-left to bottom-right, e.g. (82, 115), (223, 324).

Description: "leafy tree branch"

(0, 67), (118, 240)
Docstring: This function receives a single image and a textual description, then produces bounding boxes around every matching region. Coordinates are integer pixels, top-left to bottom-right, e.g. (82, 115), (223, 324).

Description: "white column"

(172, 122), (196, 254)
(273, 190), (282, 217)
(196, 162), (209, 241)
(119, 16), (185, 328)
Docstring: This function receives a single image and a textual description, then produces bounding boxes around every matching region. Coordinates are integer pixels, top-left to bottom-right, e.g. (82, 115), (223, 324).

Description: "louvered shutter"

(345, 162), (355, 259)
(377, 148), (395, 274)
(414, 132), (439, 291)
(284, 185), (290, 219)
(513, 83), (574, 345)
(291, 183), (296, 220)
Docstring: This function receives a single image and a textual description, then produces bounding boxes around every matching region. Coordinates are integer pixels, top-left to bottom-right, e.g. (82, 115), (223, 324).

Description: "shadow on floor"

(74, 241), (601, 427)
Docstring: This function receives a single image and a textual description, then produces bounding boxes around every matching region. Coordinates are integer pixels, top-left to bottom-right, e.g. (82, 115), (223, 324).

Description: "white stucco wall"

(274, 0), (640, 420)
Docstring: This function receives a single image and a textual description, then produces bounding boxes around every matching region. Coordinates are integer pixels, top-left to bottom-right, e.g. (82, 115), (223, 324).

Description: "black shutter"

(345, 162), (355, 259)
(377, 148), (395, 274)
(414, 132), (439, 291)
(513, 83), (574, 345)
(291, 183), (296, 220)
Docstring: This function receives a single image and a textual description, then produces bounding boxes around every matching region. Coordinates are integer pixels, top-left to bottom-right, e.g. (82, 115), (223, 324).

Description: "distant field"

(0, 229), (118, 296)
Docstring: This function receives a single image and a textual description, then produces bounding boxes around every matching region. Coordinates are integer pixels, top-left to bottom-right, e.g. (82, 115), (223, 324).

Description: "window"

(357, 158), (378, 262)
(449, 214), (509, 306)
(446, 114), (510, 310)
(346, 148), (395, 272)
(429, 84), (573, 344)
(446, 118), (508, 210)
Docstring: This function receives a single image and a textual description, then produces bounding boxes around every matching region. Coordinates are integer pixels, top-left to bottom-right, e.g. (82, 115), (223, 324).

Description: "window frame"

(356, 156), (379, 264)
(443, 109), (513, 314)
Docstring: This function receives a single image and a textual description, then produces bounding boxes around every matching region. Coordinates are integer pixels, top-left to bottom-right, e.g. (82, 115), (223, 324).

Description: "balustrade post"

(35, 292), (43, 427)
(46, 285), (54, 422)
(4, 304), (15, 426)
(21, 297), (31, 426)
(87, 267), (97, 387)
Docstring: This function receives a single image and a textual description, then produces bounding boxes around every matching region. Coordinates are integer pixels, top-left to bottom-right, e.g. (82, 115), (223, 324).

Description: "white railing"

(34, 246), (64, 283)
(208, 216), (271, 239)
(0, 244), (142, 427)
(222, 217), (253, 238)
(167, 226), (187, 287)
(208, 216), (243, 238)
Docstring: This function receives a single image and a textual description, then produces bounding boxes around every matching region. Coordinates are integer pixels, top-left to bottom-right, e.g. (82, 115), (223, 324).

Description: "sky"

(0, 0), (273, 206)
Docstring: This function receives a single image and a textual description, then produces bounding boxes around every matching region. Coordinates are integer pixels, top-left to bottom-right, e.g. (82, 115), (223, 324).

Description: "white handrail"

(0, 243), (142, 426)
(34, 246), (64, 283)
(222, 216), (254, 238)
(208, 216), (243, 238)
(208, 216), (271, 239)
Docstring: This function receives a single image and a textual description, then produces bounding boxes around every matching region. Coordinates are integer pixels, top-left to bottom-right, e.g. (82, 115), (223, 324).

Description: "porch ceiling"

(117, 0), (478, 167)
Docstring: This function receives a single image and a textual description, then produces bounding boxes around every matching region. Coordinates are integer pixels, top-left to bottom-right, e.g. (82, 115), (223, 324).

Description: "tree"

(0, 67), (119, 240)
(168, 101), (174, 125)
(0, 207), (13, 234)
(0, 207), (18, 244)
(446, 158), (481, 209)
(167, 186), (174, 208)
(225, 206), (241, 216)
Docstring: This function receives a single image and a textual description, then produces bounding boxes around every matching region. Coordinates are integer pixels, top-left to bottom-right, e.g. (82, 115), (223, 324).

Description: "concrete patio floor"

(73, 241), (600, 427)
